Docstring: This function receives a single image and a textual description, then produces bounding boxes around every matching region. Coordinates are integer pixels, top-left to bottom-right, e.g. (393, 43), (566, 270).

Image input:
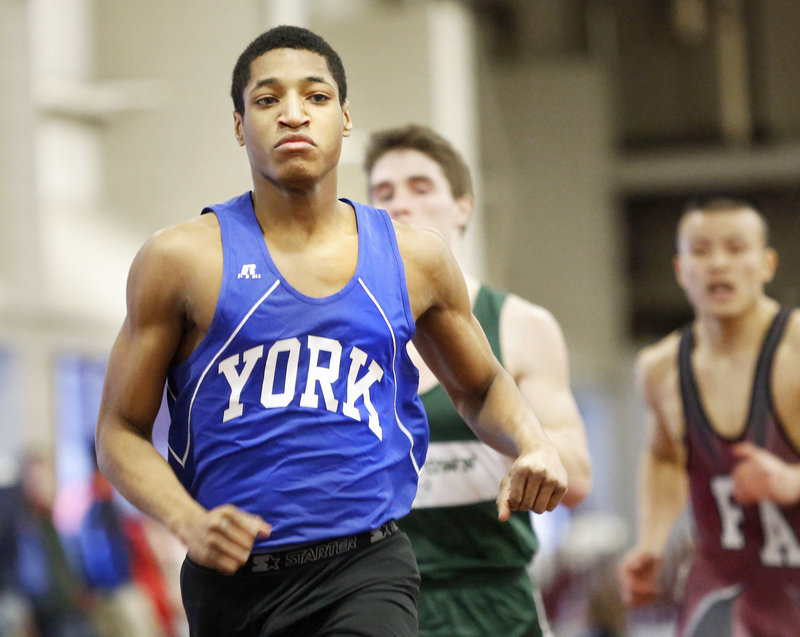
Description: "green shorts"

(417, 567), (551, 637)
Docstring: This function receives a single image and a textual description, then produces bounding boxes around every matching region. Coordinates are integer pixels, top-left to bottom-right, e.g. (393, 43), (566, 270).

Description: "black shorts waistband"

(241, 520), (399, 574)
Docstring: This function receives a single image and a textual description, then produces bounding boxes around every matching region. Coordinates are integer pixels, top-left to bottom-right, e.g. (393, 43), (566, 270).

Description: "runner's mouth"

(707, 282), (734, 295)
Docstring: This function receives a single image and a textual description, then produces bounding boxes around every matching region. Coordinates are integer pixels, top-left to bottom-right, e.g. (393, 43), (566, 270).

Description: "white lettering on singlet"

(218, 345), (264, 422)
(710, 474), (800, 566)
(300, 336), (341, 412)
(261, 338), (301, 408)
(758, 500), (800, 566)
(342, 347), (384, 440)
(216, 336), (385, 437)
(412, 440), (512, 508)
(711, 476), (746, 549)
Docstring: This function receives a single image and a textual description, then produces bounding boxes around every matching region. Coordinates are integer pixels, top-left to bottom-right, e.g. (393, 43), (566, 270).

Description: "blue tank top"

(165, 192), (428, 550)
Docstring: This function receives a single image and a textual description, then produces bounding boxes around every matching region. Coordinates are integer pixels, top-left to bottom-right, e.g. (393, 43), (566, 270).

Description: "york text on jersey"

(217, 334), (386, 439)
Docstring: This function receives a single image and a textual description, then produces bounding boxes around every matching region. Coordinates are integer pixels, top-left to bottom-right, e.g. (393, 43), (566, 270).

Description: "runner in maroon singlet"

(617, 197), (800, 637)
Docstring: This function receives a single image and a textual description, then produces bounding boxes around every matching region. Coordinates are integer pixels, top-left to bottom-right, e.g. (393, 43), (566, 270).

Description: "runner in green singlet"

(364, 124), (593, 636)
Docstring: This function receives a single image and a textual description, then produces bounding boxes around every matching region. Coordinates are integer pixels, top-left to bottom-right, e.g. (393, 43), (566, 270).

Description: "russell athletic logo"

(237, 264), (261, 279)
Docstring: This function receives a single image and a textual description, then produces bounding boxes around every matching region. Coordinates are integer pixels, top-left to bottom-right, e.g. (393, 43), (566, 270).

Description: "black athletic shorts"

(180, 526), (420, 637)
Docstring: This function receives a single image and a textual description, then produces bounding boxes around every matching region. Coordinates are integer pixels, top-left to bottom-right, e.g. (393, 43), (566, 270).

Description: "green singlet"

(400, 285), (551, 637)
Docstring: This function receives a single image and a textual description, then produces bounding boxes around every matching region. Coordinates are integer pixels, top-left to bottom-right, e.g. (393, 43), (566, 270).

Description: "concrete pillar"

(263, 0), (308, 27)
(0, 0), (40, 310)
(0, 0), (50, 453)
(426, 0), (485, 278)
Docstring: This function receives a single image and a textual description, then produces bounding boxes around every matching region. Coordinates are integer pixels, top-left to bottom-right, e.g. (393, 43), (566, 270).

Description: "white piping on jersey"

(683, 582), (742, 637)
(358, 277), (421, 476)
(533, 587), (554, 637)
(168, 278), (281, 468)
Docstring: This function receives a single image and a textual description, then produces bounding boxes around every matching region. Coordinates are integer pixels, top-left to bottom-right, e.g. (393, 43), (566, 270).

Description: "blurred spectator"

(536, 512), (631, 637)
(1, 444), (185, 637)
(78, 449), (175, 637)
(0, 454), (35, 637)
(537, 510), (691, 637)
(13, 448), (98, 637)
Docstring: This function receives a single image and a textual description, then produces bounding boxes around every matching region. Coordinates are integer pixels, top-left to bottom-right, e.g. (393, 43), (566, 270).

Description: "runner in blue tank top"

(95, 26), (567, 637)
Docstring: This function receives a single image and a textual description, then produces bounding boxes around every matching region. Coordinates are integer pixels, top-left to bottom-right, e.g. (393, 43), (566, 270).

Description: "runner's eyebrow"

(250, 76), (331, 93)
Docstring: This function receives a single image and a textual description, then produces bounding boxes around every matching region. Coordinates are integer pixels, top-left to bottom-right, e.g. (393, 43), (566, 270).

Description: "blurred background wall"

(3, 0), (800, 567)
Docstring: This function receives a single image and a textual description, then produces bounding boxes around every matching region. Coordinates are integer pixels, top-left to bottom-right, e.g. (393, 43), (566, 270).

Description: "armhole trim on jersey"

(358, 277), (421, 476)
(168, 278), (281, 468)
(375, 206), (416, 337)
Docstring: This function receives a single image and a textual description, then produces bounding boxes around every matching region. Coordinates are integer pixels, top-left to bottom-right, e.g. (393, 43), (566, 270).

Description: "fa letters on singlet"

(711, 475), (800, 567)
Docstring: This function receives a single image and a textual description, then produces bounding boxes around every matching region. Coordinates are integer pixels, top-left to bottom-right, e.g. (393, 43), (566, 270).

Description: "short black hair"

(231, 25), (347, 115)
(678, 195), (770, 247)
